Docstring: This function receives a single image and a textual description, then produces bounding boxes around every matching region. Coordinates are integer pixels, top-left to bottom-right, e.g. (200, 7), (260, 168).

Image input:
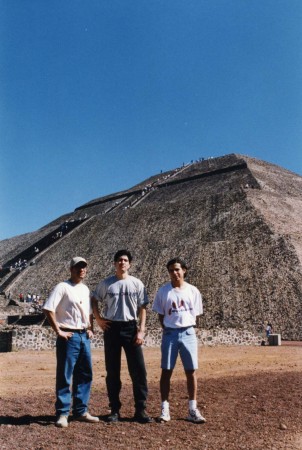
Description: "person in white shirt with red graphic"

(152, 257), (206, 424)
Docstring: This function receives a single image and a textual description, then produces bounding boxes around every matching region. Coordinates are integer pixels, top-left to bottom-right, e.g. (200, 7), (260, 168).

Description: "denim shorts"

(161, 326), (198, 370)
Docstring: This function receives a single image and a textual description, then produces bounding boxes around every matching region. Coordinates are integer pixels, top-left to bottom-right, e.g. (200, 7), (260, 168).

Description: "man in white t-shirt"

(152, 257), (206, 424)
(43, 257), (99, 428)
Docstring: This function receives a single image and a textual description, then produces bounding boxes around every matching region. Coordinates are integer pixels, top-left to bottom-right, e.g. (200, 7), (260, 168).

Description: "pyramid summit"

(1, 153), (302, 340)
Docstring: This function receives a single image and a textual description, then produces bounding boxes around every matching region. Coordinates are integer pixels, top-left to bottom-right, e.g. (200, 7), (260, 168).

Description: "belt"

(107, 320), (137, 326)
(164, 326), (194, 331)
(60, 327), (87, 333)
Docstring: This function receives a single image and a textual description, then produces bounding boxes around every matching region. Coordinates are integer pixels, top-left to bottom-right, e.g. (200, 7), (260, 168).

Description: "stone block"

(268, 334), (281, 346)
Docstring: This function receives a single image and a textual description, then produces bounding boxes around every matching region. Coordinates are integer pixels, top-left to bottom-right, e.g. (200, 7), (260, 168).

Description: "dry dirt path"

(0, 345), (301, 449)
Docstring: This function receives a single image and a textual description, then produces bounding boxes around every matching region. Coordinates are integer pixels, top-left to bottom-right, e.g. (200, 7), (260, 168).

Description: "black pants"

(104, 320), (148, 412)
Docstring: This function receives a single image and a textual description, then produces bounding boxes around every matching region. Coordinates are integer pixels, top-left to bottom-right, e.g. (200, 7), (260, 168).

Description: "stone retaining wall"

(0, 330), (12, 352)
(3, 326), (263, 351)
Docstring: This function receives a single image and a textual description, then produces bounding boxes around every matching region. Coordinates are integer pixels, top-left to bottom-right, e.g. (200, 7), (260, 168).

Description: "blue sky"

(1, 0), (301, 240)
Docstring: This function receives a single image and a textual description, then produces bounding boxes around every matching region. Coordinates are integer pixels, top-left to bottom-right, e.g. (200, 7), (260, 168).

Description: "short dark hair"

(114, 249), (133, 263)
(166, 257), (188, 277)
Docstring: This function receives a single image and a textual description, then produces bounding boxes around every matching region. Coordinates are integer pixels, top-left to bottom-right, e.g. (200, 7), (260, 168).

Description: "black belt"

(107, 320), (137, 326)
(60, 327), (87, 333)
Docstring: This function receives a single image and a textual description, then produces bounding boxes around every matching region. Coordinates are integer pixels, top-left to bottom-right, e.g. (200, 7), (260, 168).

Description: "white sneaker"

(158, 407), (171, 422)
(74, 412), (100, 423)
(187, 408), (206, 423)
(55, 415), (69, 428)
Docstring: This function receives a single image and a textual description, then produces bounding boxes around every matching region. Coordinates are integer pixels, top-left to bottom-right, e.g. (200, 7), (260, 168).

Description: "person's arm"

(194, 289), (203, 327)
(87, 313), (94, 339)
(42, 309), (73, 340)
(158, 313), (164, 329)
(91, 297), (111, 331)
(134, 305), (147, 346)
(152, 287), (165, 329)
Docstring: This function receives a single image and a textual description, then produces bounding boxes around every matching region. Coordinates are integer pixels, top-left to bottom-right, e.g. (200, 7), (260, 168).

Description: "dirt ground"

(0, 344), (301, 450)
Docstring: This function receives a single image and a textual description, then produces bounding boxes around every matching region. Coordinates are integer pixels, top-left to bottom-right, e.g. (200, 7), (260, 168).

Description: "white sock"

(161, 401), (169, 409)
(189, 400), (197, 411)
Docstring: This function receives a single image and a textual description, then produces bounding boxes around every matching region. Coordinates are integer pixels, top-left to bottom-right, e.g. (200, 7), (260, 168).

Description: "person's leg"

(121, 322), (148, 412)
(180, 327), (206, 423)
(158, 369), (173, 422)
(157, 328), (178, 422)
(179, 327), (198, 400)
(160, 369), (173, 401)
(55, 334), (80, 417)
(160, 328), (178, 399)
(72, 332), (93, 416)
(185, 369), (205, 423)
(185, 369), (197, 400)
(104, 325), (122, 413)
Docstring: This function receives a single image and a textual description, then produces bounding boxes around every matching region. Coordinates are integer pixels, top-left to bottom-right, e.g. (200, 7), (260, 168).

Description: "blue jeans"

(55, 331), (92, 417)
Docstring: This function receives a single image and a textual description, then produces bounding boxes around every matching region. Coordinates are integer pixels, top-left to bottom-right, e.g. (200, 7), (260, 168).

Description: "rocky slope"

(1, 154), (301, 339)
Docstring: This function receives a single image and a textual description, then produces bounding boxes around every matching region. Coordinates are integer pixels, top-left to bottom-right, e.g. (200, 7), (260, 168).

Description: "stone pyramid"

(1, 154), (301, 339)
